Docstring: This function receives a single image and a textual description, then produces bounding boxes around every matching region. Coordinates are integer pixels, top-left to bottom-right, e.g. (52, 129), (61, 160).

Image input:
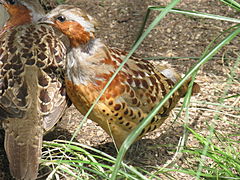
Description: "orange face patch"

(54, 20), (92, 48)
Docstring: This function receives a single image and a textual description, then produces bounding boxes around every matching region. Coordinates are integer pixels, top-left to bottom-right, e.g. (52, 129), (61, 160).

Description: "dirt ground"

(0, 0), (239, 179)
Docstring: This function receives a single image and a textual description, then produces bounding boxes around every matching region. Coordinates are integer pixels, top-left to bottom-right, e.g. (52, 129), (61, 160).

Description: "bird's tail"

(3, 118), (43, 180)
(157, 64), (200, 97)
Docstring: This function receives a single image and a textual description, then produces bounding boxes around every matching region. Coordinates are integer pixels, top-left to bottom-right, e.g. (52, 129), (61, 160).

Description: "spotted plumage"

(0, 0), (45, 35)
(38, 0), (59, 12)
(0, 1), (70, 179)
(43, 5), (200, 148)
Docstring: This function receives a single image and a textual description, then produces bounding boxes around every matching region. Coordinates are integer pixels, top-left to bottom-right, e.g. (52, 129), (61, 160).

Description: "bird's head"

(0, 0), (44, 26)
(42, 5), (97, 48)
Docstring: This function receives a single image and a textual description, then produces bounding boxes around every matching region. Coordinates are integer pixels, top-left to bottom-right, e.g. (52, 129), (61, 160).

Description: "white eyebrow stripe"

(63, 12), (95, 33)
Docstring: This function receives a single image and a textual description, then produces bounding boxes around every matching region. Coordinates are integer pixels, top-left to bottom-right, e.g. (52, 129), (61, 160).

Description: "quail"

(0, 0), (45, 128)
(0, 0), (45, 35)
(0, 1), (70, 179)
(43, 5), (200, 148)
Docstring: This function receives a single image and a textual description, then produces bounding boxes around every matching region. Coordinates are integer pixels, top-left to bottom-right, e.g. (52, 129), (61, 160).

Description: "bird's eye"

(8, 0), (16, 5)
(56, 15), (66, 23)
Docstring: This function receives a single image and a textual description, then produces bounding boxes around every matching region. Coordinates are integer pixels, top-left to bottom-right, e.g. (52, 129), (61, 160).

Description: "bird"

(42, 5), (200, 148)
(0, 0), (70, 179)
(0, 0), (45, 130)
(0, 0), (45, 35)
(0, 1), (46, 127)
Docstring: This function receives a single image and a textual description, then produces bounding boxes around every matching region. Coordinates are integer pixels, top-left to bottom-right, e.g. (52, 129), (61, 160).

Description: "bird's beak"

(38, 17), (54, 24)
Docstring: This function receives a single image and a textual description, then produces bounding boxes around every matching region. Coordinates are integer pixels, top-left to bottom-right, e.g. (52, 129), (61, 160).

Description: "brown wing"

(0, 30), (26, 120)
(35, 24), (71, 130)
(0, 23), (70, 130)
(94, 56), (180, 145)
(0, 23), (69, 179)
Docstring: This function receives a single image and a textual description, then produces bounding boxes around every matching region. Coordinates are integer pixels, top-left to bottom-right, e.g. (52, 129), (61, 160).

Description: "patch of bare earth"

(0, 0), (239, 179)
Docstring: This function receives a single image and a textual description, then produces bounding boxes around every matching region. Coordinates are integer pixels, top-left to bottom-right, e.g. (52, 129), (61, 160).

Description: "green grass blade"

(110, 0), (181, 179)
(112, 24), (240, 179)
(149, 6), (240, 23)
(69, 0), (180, 148)
(220, 0), (240, 11)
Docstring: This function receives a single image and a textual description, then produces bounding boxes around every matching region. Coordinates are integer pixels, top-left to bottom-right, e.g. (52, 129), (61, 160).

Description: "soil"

(0, 0), (239, 179)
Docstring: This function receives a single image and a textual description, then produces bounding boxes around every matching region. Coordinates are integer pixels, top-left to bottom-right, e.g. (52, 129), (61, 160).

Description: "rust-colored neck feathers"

(55, 20), (92, 48)
(3, 4), (32, 31)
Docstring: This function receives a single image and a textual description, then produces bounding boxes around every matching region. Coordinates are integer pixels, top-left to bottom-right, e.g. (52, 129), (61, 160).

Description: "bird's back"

(0, 22), (70, 179)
